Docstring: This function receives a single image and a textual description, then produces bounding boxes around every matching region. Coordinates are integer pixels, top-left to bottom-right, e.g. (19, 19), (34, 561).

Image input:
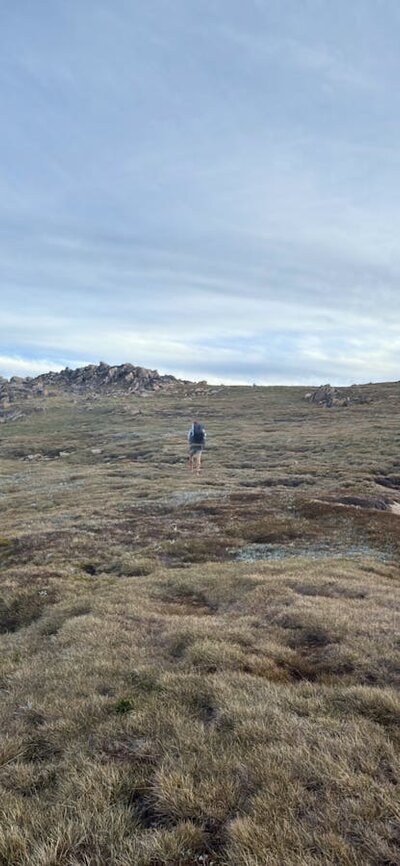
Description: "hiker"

(188, 419), (206, 474)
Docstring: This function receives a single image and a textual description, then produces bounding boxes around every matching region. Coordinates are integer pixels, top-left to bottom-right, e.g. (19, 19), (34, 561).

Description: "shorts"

(189, 444), (204, 456)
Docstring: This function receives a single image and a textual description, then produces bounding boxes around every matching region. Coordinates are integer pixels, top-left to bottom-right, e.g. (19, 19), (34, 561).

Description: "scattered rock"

(0, 409), (26, 424)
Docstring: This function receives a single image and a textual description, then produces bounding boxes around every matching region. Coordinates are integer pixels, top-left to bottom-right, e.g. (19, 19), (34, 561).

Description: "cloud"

(219, 27), (376, 92)
(1, 2), (400, 384)
(3, 320), (400, 387)
(0, 355), (83, 379)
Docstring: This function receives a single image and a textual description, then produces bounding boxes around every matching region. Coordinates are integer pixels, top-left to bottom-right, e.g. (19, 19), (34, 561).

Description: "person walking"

(188, 419), (206, 474)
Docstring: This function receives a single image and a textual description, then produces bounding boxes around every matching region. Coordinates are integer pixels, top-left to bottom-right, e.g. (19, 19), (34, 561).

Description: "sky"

(1, 0), (400, 385)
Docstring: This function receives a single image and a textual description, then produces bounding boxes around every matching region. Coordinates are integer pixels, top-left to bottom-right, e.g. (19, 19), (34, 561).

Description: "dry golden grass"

(0, 383), (399, 865)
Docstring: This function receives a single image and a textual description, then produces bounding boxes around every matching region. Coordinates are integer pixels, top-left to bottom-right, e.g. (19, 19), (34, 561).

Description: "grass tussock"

(0, 589), (57, 634)
(231, 513), (313, 544)
(0, 386), (399, 863)
(0, 561), (399, 865)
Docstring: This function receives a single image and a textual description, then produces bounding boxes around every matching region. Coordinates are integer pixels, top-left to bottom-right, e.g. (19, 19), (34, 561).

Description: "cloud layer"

(1, 1), (400, 383)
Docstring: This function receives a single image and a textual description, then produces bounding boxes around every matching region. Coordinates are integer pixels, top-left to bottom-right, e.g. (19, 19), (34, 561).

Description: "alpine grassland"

(0, 382), (399, 866)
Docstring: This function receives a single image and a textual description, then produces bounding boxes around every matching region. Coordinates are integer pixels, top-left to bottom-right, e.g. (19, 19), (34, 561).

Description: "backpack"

(190, 422), (205, 444)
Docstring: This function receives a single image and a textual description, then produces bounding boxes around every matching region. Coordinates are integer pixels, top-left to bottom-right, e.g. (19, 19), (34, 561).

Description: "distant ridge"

(0, 361), (207, 408)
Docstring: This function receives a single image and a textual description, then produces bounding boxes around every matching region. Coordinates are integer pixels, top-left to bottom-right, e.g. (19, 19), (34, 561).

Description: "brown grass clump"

(0, 588), (57, 634)
(0, 385), (399, 864)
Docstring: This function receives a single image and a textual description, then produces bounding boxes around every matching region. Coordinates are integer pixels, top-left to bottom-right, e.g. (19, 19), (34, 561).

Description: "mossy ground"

(0, 383), (399, 865)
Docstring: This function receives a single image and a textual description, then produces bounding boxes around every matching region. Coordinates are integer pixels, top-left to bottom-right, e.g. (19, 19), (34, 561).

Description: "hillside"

(0, 381), (399, 866)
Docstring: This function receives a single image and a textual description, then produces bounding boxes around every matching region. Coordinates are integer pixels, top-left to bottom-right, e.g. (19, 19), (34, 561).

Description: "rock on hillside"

(34, 361), (189, 394)
(0, 375), (48, 409)
(305, 384), (370, 407)
(0, 362), (202, 408)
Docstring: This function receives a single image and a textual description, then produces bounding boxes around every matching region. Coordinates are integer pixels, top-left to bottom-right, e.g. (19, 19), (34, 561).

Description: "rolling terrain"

(0, 379), (399, 866)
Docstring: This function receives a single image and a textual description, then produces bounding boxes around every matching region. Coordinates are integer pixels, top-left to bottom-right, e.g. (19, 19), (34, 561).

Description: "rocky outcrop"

(33, 361), (189, 395)
(0, 378), (47, 411)
(0, 363), (204, 411)
(305, 384), (370, 407)
(305, 384), (343, 407)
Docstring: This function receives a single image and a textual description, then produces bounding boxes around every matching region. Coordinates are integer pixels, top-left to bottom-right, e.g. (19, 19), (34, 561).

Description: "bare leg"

(188, 450), (202, 474)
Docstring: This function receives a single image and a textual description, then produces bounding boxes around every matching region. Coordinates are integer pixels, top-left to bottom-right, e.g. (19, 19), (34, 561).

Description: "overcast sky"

(1, 0), (400, 384)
